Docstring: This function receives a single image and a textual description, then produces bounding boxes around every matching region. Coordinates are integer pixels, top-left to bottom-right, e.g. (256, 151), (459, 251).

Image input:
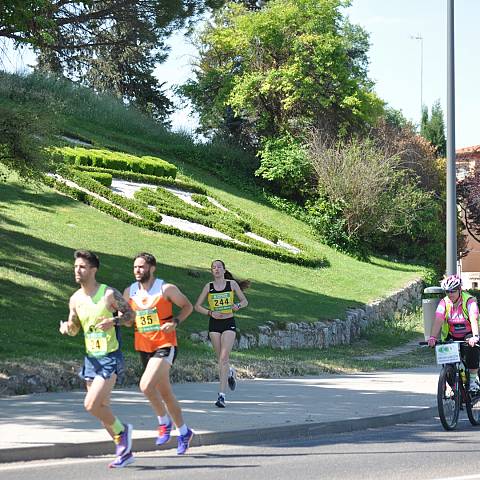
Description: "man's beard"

(138, 270), (151, 283)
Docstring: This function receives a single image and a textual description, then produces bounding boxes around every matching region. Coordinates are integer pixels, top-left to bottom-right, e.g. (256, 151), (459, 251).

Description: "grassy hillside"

(0, 72), (428, 364)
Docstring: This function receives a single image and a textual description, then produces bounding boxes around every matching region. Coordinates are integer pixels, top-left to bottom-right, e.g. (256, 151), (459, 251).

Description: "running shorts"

(139, 346), (178, 371)
(209, 317), (236, 334)
(80, 349), (125, 383)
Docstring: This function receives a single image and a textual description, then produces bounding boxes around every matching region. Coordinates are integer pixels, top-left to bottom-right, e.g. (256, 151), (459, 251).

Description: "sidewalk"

(0, 366), (440, 463)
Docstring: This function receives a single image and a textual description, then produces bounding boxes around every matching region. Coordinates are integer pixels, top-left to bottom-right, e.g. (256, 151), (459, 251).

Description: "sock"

(219, 392), (226, 398)
(178, 424), (188, 436)
(158, 415), (171, 426)
(111, 417), (124, 435)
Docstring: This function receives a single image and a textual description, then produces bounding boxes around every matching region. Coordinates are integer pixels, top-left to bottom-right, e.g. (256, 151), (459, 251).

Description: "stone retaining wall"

(190, 278), (424, 350)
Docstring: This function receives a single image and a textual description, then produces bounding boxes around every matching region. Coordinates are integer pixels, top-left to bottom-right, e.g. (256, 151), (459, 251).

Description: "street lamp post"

(411, 34), (423, 121)
(446, 0), (457, 275)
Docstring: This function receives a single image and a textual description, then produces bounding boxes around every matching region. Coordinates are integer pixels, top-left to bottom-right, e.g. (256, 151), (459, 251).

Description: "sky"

(1, 0), (479, 148)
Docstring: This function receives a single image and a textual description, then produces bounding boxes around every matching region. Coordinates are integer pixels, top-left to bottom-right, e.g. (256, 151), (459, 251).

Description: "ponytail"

(211, 259), (251, 291)
(224, 270), (251, 291)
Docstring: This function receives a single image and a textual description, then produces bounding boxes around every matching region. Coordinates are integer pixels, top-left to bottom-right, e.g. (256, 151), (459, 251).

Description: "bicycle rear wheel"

(437, 365), (460, 431)
(466, 392), (480, 426)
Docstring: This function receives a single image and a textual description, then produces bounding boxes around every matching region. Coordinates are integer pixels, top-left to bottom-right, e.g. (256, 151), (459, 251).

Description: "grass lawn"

(1, 174), (426, 363)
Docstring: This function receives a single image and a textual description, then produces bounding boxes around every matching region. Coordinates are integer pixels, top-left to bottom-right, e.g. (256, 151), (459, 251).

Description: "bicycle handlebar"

(419, 340), (479, 346)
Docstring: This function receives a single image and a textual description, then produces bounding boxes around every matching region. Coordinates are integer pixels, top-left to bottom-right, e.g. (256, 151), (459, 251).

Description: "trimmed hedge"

(83, 171), (112, 187)
(44, 174), (326, 267)
(51, 146), (177, 178)
(73, 165), (206, 193)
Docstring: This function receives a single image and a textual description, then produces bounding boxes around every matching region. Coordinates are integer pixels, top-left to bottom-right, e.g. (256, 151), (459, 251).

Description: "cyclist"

(428, 274), (480, 392)
(194, 259), (249, 408)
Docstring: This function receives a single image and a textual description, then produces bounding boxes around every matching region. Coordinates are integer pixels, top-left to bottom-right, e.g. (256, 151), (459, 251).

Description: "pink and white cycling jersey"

(435, 296), (479, 338)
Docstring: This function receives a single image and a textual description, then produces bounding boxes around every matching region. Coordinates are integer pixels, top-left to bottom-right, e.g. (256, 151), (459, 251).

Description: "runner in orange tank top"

(123, 252), (195, 455)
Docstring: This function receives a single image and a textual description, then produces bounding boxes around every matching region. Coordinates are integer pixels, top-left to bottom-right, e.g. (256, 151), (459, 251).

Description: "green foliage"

(181, 0), (384, 146)
(255, 133), (314, 199)
(309, 134), (444, 264)
(46, 171), (324, 267)
(82, 171), (113, 187)
(305, 195), (364, 257)
(51, 146), (177, 178)
(74, 165), (207, 193)
(0, 72), (63, 178)
(420, 100), (446, 158)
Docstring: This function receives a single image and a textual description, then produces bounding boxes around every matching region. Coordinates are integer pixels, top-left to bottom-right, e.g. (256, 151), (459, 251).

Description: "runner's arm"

(194, 284), (211, 316)
(468, 299), (480, 338)
(231, 280), (248, 312)
(59, 296), (81, 336)
(163, 284), (193, 326)
(98, 287), (135, 329)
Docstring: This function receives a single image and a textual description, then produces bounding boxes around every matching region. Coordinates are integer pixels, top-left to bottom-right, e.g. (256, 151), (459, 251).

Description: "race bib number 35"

(85, 331), (108, 357)
(135, 308), (161, 333)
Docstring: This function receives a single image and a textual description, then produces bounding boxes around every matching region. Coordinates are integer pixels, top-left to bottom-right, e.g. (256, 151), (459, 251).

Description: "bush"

(83, 171), (112, 187)
(44, 175), (326, 268)
(308, 133), (444, 263)
(51, 146), (177, 178)
(256, 134), (314, 200)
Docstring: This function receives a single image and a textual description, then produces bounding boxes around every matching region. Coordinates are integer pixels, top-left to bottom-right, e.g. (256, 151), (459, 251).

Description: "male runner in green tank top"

(59, 250), (135, 468)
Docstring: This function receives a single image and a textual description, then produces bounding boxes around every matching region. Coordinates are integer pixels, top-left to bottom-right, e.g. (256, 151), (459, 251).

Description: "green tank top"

(75, 284), (119, 357)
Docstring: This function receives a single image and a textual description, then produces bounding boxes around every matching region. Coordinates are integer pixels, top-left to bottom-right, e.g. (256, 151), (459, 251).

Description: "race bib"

(135, 308), (161, 333)
(85, 331), (108, 357)
(211, 292), (233, 312)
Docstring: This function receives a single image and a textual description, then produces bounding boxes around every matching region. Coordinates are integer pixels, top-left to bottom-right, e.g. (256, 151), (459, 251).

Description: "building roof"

(457, 145), (480, 160)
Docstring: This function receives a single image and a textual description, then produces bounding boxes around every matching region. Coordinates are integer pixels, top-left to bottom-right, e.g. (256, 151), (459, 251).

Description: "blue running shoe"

(114, 423), (132, 457)
(156, 422), (172, 446)
(177, 428), (194, 455)
(228, 367), (237, 392)
(215, 394), (226, 408)
(109, 452), (134, 468)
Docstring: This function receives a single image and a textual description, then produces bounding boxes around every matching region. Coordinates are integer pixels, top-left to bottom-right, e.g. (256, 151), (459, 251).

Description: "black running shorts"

(209, 317), (236, 334)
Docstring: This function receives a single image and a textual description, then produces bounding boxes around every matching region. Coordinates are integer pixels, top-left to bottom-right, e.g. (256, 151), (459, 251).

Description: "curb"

(0, 406), (437, 464)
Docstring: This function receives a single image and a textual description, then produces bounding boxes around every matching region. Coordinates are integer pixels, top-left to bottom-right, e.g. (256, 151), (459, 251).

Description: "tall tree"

(420, 100), (446, 158)
(180, 0), (383, 148)
(2, 1), (223, 121)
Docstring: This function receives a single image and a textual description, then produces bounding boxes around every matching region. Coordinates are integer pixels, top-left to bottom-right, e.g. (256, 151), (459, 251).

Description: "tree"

(458, 163), (480, 243)
(420, 100), (446, 158)
(180, 0), (383, 148)
(307, 131), (444, 262)
(1, 1), (223, 121)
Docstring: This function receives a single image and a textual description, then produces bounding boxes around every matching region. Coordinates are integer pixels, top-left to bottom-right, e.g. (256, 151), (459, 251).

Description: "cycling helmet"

(441, 274), (462, 292)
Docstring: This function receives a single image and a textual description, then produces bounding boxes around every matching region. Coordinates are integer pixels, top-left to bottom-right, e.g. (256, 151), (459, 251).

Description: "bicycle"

(420, 339), (480, 431)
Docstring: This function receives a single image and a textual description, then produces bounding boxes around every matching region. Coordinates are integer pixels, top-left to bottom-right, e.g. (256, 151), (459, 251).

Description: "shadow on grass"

(0, 224), (361, 360)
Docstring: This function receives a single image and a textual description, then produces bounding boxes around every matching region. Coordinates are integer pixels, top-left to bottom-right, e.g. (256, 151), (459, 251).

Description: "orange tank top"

(128, 278), (176, 352)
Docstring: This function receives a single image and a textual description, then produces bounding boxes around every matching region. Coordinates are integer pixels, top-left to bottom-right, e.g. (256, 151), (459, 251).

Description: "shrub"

(51, 146), (177, 178)
(83, 171), (112, 187)
(256, 133), (314, 200)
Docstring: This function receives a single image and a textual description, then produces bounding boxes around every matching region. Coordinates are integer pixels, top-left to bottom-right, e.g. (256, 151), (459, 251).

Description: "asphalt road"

(3, 418), (480, 480)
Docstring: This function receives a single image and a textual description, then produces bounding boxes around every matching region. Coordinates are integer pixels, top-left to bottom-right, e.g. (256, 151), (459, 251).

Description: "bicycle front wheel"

(466, 391), (480, 426)
(437, 365), (460, 431)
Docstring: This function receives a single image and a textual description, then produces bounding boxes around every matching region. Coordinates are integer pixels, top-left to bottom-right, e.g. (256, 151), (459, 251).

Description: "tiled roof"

(457, 145), (480, 160)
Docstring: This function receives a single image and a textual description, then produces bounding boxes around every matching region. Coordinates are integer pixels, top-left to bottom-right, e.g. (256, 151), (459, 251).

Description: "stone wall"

(190, 278), (424, 350)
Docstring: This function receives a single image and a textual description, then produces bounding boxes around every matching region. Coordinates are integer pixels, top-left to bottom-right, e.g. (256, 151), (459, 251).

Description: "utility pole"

(411, 34), (424, 120)
(446, 0), (457, 275)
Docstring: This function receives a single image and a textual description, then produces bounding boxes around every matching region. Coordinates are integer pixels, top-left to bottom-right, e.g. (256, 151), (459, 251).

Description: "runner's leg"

(140, 356), (184, 427)
(86, 380), (115, 438)
(84, 374), (117, 428)
(209, 331), (222, 390)
(218, 331), (236, 394)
